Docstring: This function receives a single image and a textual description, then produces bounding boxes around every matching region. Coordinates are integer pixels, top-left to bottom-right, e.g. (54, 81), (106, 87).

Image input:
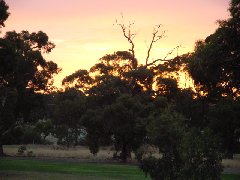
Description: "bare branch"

(145, 24), (165, 65)
(115, 17), (136, 67)
(144, 58), (167, 67)
(163, 45), (181, 60)
(145, 45), (181, 67)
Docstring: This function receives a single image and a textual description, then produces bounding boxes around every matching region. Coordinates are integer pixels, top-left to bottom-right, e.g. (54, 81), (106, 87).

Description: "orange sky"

(3, 0), (230, 87)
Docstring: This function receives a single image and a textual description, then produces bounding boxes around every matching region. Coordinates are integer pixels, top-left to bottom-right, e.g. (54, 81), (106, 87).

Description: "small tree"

(209, 97), (240, 159)
(52, 88), (86, 147)
(35, 119), (54, 140)
(139, 105), (223, 180)
(179, 128), (222, 180)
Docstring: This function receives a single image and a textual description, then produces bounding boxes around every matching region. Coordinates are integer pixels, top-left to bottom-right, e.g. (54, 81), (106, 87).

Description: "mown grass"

(0, 158), (149, 180)
(0, 158), (240, 180)
(222, 174), (240, 180)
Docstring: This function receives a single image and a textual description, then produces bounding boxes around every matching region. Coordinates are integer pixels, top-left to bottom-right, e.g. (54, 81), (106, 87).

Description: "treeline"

(1, 0), (240, 179)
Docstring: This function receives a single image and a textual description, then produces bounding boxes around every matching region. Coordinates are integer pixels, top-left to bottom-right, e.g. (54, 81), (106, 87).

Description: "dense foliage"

(0, 0), (60, 155)
(188, 0), (240, 100)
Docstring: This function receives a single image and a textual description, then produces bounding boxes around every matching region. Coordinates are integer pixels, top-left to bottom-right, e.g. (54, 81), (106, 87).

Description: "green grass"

(0, 158), (149, 180)
(221, 174), (240, 180)
(0, 158), (240, 180)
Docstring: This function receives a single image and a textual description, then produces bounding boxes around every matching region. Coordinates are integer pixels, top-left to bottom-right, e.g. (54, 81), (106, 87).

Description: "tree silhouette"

(188, 0), (240, 100)
(0, 1), (60, 156)
(0, 0), (9, 28)
(52, 88), (86, 147)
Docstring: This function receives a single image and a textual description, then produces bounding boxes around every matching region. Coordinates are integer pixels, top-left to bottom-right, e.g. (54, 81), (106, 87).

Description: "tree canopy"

(0, 0), (9, 28)
(0, 0), (60, 156)
(188, 0), (240, 100)
(1, 1), (240, 179)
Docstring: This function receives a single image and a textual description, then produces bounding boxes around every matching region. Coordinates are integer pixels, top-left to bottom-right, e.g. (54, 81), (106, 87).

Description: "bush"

(27, 150), (34, 157)
(17, 145), (27, 155)
(179, 129), (222, 179)
(139, 128), (223, 180)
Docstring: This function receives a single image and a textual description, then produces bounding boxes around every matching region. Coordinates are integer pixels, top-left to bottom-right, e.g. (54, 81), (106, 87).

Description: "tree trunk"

(225, 138), (234, 159)
(66, 132), (70, 148)
(121, 142), (131, 162)
(226, 148), (234, 159)
(0, 142), (4, 157)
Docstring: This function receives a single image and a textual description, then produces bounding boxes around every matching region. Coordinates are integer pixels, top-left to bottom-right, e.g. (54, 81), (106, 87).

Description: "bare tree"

(115, 16), (180, 68)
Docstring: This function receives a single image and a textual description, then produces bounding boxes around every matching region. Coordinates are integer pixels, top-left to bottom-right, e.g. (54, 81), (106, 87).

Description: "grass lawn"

(0, 158), (240, 180)
(222, 174), (240, 180)
(0, 158), (149, 180)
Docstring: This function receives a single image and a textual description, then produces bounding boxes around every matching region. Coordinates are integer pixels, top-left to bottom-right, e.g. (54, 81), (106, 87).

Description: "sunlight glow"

(3, 0), (230, 87)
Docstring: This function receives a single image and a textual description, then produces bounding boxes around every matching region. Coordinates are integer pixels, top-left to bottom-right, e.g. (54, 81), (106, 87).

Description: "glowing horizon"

(3, 0), (230, 87)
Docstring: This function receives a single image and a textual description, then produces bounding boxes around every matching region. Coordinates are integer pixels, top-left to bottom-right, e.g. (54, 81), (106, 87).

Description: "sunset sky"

(3, 0), (230, 87)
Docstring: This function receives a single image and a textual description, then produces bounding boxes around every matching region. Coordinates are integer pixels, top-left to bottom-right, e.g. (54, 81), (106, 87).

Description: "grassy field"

(0, 158), (149, 180)
(2, 145), (240, 179)
(222, 174), (240, 180)
(0, 158), (240, 180)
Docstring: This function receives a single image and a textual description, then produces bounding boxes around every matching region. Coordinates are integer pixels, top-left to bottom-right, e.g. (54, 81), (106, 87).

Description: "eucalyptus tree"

(0, 1), (60, 156)
(52, 88), (86, 147)
(0, 0), (9, 28)
(188, 0), (240, 100)
(62, 21), (181, 161)
(186, 0), (240, 158)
